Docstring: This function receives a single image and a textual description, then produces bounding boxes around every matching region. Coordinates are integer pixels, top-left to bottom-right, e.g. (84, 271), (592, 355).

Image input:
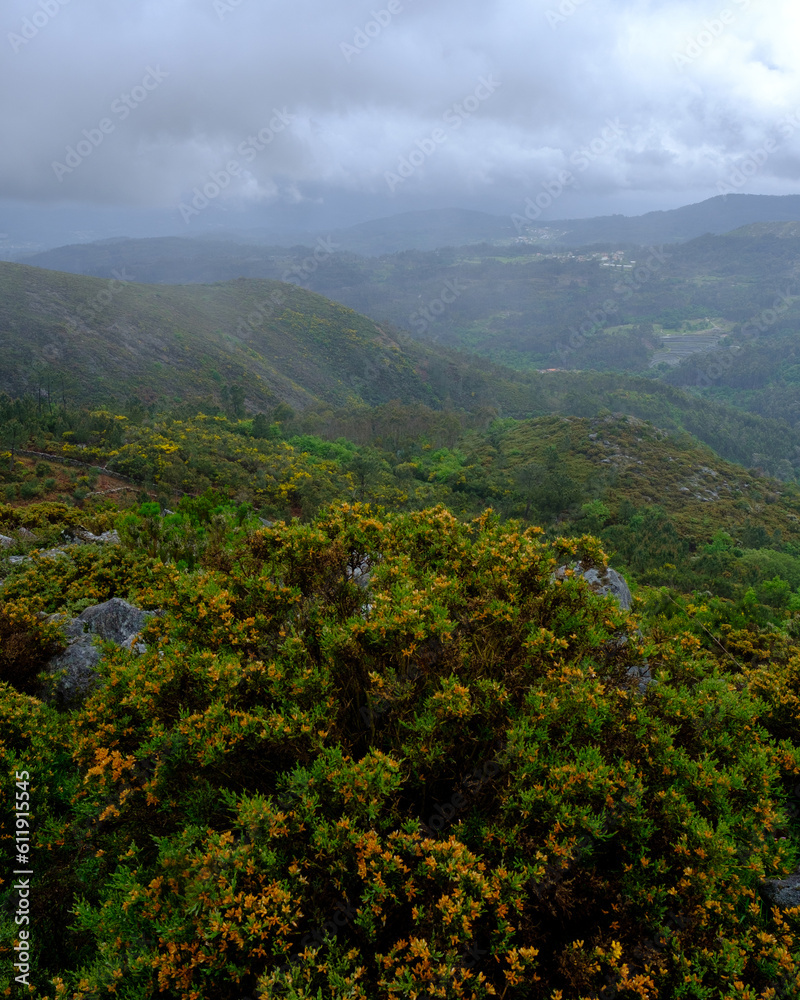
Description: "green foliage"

(2, 498), (800, 999)
(4, 394), (800, 996)
(0, 599), (64, 694)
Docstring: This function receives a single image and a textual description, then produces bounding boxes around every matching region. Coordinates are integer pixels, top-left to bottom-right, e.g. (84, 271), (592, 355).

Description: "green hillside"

(10, 260), (800, 483)
(0, 262), (430, 412)
(3, 409), (800, 997)
(20, 226), (800, 393)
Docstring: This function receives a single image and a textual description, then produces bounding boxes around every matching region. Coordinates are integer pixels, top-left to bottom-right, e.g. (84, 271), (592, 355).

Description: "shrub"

(0, 600), (64, 694)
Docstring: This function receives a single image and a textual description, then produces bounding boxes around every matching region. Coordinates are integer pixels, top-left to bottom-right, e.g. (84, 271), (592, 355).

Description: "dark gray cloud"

(2, 0), (799, 235)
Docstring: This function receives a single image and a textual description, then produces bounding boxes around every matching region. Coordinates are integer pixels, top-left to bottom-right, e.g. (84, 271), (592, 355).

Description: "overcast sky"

(2, 0), (800, 241)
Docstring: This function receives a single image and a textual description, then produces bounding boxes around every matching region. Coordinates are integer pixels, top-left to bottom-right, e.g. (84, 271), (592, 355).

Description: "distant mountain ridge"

(543, 194), (800, 247)
(16, 194), (800, 261)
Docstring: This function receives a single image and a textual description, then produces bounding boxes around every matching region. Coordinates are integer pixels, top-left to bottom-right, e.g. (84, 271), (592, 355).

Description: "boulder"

(78, 528), (121, 545)
(553, 561), (632, 611)
(46, 598), (160, 705)
(760, 869), (800, 912)
(0, 534), (13, 549)
(74, 598), (157, 650)
(8, 548), (68, 566)
(63, 527), (121, 545)
(579, 564), (632, 611)
(554, 563), (653, 694)
(626, 662), (656, 696)
(45, 618), (103, 706)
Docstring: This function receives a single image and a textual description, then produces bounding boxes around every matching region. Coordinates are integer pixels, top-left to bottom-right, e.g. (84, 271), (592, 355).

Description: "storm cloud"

(2, 0), (800, 231)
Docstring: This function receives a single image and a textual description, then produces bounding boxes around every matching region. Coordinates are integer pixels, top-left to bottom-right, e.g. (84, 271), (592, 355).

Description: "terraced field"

(649, 322), (728, 367)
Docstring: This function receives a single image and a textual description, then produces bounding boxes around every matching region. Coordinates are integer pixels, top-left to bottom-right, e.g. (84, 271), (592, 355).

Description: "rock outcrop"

(3, 527), (120, 567)
(553, 561), (632, 611)
(46, 598), (160, 705)
(553, 562), (653, 694)
(63, 528), (121, 545)
(760, 869), (800, 912)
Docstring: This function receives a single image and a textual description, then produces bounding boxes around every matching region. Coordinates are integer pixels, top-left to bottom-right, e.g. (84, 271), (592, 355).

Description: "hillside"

(18, 226), (800, 387)
(7, 258), (800, 485)
(4, 395), (800, 606)
(0, 261), (435, 412)
(3, 404), (800, 997)
(525, 194), (800, 248)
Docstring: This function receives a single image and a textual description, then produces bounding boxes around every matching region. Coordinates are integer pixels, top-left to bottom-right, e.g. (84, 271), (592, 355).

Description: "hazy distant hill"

(20, 196), (800, 264)
(16, 224), (800, 385)
(725, 220), (800, 240)
(19, 237), (294, 285)
(327, 207), (518, 253)
(273, 194), (800, 252)
(0, 261), (435, 412)
(533, 194), (800, 247)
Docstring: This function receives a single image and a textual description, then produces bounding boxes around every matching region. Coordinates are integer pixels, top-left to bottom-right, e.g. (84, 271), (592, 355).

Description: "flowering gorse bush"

(0, 502), (799, 998)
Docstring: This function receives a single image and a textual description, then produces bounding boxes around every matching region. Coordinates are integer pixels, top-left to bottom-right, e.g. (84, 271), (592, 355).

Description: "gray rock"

(16, 527), (36, 540)
(45, 624), (103, 705)
(8, 548), (68, 566)
(553, 562), (633, 611)
(0, 534), (13, 548)
(554, 564), (653, 694)
(46, 598), (160, 705)
(760, 869), (800, 911)
(626, 662), (656, 696)
(347, 559), (374, 591)
(38, 548), (69, 561)
(602, 631), (657, 696)
(77, 598), (158, 650)
(66, 527), (121, 545)
(579, 565), (633, 611)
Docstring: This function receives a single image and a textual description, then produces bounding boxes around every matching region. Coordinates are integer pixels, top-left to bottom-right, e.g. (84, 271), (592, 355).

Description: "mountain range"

(13, 193), (800, 262)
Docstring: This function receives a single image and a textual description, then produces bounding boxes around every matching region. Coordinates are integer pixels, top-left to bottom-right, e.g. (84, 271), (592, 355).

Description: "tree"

(0, 419), (25, 471)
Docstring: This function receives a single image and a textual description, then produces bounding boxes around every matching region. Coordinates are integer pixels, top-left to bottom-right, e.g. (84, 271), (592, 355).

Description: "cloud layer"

(2, 0), (800, 227)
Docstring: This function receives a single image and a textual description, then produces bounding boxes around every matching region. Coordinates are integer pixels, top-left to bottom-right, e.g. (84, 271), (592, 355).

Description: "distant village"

(510, 234), (635, 267)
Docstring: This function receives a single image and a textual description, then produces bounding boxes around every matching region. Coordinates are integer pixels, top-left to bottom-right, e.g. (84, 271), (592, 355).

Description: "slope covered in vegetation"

(2, 493), (800, 999)
(0, 262), (431, 412)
